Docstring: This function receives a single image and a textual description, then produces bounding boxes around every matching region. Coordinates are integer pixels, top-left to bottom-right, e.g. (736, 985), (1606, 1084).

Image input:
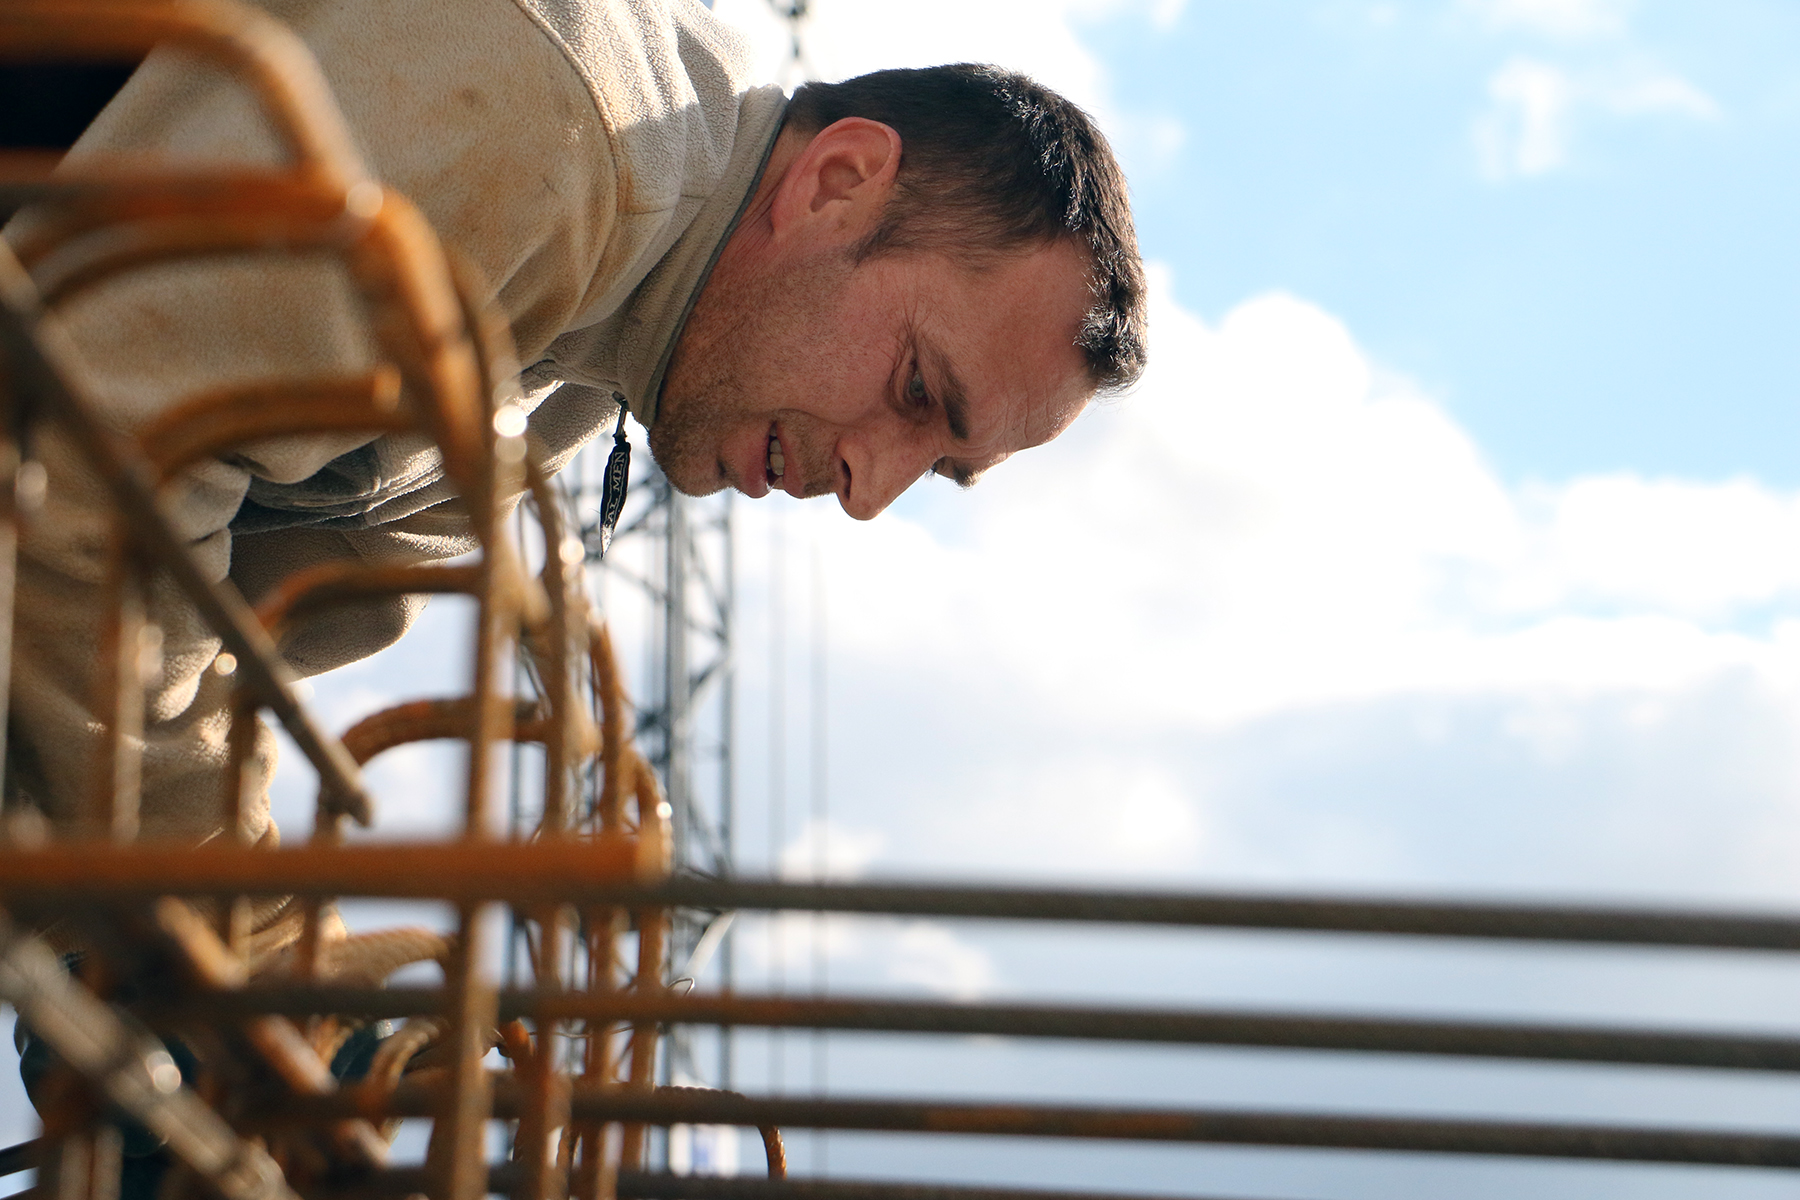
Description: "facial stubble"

(650, 245), (858, 498)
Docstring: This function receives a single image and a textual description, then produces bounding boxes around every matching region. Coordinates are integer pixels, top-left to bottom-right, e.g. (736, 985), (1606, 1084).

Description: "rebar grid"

(0, 4), (685, 1199)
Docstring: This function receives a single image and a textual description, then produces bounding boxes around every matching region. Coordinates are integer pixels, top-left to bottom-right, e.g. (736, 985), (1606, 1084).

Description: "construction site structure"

(556, 451), (738, 1102)
(545, 0), (813, 1116)
(5, 5), (1800, 1200)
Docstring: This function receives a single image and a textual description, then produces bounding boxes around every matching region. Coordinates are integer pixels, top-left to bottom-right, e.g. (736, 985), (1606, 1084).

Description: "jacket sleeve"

(2, 0), (622, 845)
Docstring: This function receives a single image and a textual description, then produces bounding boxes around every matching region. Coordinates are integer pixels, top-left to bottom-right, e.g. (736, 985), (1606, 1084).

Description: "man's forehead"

(923, 333), (1087, 439)
(933, 362), (1092, 495)
(916, 245), (1095, 437)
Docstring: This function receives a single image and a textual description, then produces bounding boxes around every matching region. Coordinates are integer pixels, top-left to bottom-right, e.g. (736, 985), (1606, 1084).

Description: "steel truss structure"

(3, 5), (1800, 1200)
(541, 0), (821, 1115)
(557, 451), (737, 1096)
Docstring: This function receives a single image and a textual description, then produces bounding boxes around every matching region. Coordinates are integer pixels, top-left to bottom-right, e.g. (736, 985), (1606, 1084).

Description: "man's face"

(652, 235), (1096, 520)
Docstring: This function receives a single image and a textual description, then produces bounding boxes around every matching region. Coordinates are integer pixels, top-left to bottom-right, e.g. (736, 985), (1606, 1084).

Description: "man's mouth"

(766, 429), (785, 486)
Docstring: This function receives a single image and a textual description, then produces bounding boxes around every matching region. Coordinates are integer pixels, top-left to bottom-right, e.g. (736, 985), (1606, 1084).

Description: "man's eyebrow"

(934, 458), (986, 489)
(928, 349), (971, 443)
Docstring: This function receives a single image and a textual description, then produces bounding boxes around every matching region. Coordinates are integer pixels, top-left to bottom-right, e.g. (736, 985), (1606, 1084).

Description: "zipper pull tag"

(595, 399), (631, 560)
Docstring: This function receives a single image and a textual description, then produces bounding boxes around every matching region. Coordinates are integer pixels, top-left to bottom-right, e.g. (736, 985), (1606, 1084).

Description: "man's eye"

(906, 371), (930, 407)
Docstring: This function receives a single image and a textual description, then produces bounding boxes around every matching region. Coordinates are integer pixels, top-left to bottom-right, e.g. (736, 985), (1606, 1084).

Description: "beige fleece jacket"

(2, 0), (785, 845)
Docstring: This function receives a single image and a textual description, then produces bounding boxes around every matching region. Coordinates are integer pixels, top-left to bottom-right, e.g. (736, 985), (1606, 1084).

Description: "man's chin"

(643, 445), (729, 498)
(668, 473), (729, 499)
(644, 423), (728, 498)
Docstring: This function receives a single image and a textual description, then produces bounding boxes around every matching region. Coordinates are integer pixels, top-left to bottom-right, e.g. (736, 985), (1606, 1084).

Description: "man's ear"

(768, 117), (901, 243)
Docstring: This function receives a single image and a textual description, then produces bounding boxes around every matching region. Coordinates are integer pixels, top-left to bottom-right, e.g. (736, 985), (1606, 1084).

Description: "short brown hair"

(786, 64), (1147, 394)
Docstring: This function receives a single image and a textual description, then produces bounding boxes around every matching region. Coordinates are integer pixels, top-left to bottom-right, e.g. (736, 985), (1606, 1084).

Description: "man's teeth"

(767, 435), (785, 479)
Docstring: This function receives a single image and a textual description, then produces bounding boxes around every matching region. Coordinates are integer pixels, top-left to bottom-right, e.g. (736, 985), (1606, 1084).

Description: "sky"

(696, 0), (1800, 1194)
(6, 1), (1800, 1197)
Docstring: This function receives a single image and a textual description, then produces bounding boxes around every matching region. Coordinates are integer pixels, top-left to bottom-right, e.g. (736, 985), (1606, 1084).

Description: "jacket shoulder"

(508, 0), (763, 213)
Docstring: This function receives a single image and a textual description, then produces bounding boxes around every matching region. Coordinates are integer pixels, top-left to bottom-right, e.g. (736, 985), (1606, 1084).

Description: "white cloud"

(1597, 65), (1720, 120)
(1121, 113), (1187, 175)
(711, 0), (1106, 109)
(708, 0), (1185, 179)
(886, 922), (999, 999)
(1472, 56), (1718, 181)
(1144, 0), (1188, 32)
(739, 912), (998, 1000)
(796, 269), (1800, 738)
(1466, 0), (1720, 182)
(1105, 768), (1206, 865)
(1464, 0), (1633, 41)
(1475, 58), (1575, 177)
(726, 272), (1800, 901)
(1511, 475), (1800, 617)
(747, 910), (862, 982)
(778, 817), (888, 879)
(923, 760), (1207, 880)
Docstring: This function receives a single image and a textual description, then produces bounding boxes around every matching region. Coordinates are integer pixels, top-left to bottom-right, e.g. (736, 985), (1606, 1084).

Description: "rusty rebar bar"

(0, 1), (367, 190)
(0, 1138), (40, 1180)
(145, 987), (1800, 1076)
(609, 1176), (1274, 1200)
(136, 371), (408, 483)
(149, 898), (390, 1168)
(0, 838), (648, 914)
(0, 906), (300, 1200)
(9, 869), (1800, 951)
(270, 1085), (1800, 1170)
(293, 1167), (1253, 1200)
(0, 239), (375, 824)
(554, 879), (1800, 952)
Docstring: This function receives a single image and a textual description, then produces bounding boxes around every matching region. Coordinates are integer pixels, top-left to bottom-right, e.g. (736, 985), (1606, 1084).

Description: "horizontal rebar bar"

(0, 245), (374, 823)
(0, 907), (299, 1200)
(653, 880), (1800, 950)
(6, 871), (1800, 951)
(161, 987), (1800, 1074)
(304, 1166), (1261, 1200)
(0, 838), (639, 909)
(0, 1138), (38, 1180)
(268, 1085), (1800, 1168)
(611, 1176), (1266, 1200)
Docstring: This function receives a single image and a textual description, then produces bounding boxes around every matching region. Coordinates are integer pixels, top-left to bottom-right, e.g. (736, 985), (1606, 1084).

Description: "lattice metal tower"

(558, 442), (738, 1095)
(505, 0), (810, 1116)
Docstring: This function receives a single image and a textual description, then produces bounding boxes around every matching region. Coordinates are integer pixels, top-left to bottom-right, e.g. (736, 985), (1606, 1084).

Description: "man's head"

(653, 63), (1146, 519)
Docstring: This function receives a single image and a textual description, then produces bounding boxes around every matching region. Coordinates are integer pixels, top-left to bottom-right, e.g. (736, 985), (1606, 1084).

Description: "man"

(2, 0), (1145, 854)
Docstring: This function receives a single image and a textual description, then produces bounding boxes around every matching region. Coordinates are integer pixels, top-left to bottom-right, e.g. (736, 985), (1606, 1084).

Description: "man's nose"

(836, 433), (938, 521)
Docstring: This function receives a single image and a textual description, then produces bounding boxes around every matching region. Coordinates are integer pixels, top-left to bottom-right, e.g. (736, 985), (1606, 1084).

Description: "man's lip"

(772, 426), (802, 498)
(727, 433), (769, 499)
(733, 424), (776, 499)
(756, 423), (804, 499)
(730, 423), (803, 500)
